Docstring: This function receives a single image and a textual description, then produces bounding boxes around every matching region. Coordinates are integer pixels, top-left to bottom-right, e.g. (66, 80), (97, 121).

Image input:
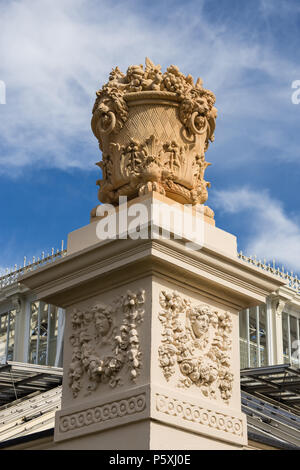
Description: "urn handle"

(97, 111), (116, 135)
(189, 112), (208, 135)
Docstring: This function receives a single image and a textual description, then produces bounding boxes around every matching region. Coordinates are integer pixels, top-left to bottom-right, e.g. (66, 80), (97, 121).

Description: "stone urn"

(91, 58), (217, 219)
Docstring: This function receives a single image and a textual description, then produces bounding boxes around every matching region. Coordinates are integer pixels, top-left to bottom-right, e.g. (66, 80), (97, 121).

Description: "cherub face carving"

(95, 313), (110, 336)
(92, 303), (112, 337)
(189, 305), (211, 338)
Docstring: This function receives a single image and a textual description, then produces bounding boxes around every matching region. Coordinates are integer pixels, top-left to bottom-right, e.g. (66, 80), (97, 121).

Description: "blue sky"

(0, 0), (300, 274)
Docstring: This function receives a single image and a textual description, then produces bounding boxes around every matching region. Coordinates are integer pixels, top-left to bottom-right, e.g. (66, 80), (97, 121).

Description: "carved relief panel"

(67, 289), (145, 398)
(158, 290), (234, 404)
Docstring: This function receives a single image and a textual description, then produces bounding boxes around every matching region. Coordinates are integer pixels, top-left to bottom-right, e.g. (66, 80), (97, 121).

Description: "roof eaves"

(247, 429), (300, 450)
(0, 427), (54, 449)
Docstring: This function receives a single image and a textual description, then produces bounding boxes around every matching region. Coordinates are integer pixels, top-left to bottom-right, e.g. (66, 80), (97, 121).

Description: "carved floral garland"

(158, 291), (233, 402)
(68, 290), (145, 398)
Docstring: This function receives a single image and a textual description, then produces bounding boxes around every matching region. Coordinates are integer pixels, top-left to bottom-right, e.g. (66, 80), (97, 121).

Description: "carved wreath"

(68, 289), (145, 398)
(158, 291), (233, 402)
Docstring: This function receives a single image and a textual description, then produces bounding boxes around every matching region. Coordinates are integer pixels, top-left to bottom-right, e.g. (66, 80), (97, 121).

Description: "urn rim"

(124, 90), (180, 107)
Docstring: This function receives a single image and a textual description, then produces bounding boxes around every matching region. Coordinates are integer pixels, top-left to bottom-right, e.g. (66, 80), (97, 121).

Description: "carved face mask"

(191, 313), (210, 338)
(95, 313), (111, 336)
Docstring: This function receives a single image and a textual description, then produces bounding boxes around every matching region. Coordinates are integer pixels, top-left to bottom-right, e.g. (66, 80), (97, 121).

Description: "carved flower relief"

(71, 308), (83, 330)
(68, 289), (145, 398)
(159, 290), (188, 314)
(218, 311), (233, 333)
(179, 359), (195, 376)
(158, 291), (234, 403)
(122, 289), (145, 316)
(158, 291), (190, 379)
(68, 346), (83, 397)
(219, 369), (234, 401)
(158, 344), (178, 380)
(119, 290), (145, 380)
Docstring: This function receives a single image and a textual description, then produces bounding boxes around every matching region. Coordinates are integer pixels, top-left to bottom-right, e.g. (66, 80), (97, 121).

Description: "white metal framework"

(239, 305), (269, 369)
(238, 251), (300, 294)
(0, 244), (66, 290)
(0, 310), (16, 363)
(0, 244), (66, 368)
(282, 311), (300, 368)
(28, 301), (64, 367)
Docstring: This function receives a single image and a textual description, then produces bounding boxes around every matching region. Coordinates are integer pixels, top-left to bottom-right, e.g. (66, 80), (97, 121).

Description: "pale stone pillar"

(269, 287), (296, 365)
(272, 299), (285, 365)
(2, 287), (28, 363)
(20, 59), (286, 449)
(21, 193), (285, 450)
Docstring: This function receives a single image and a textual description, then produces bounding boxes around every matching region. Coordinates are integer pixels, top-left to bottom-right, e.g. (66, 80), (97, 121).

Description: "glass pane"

(7, 310), (16, 361)
(0, 313), (8, 363)
(282, 312), (290, 364)
(48, 305), (58, 366)
(38, 303), (49, 365)
(290, 315), (298, 367)
(249, 307), (258, 367)
(239, 310), (248, 369)
(29, 301), (39, 364)
(259, 305), (268, 366)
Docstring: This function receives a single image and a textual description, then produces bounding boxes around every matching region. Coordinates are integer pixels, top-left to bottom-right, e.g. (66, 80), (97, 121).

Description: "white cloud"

(0, 0), (299, 175)
(212, 187), (300, 273)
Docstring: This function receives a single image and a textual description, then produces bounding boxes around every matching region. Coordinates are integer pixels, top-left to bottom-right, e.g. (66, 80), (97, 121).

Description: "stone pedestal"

(21, 192), (284, 450)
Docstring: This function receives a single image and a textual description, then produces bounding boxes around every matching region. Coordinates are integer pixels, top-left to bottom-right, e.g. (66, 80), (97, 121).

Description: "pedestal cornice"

(20, 235), (285, 310)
